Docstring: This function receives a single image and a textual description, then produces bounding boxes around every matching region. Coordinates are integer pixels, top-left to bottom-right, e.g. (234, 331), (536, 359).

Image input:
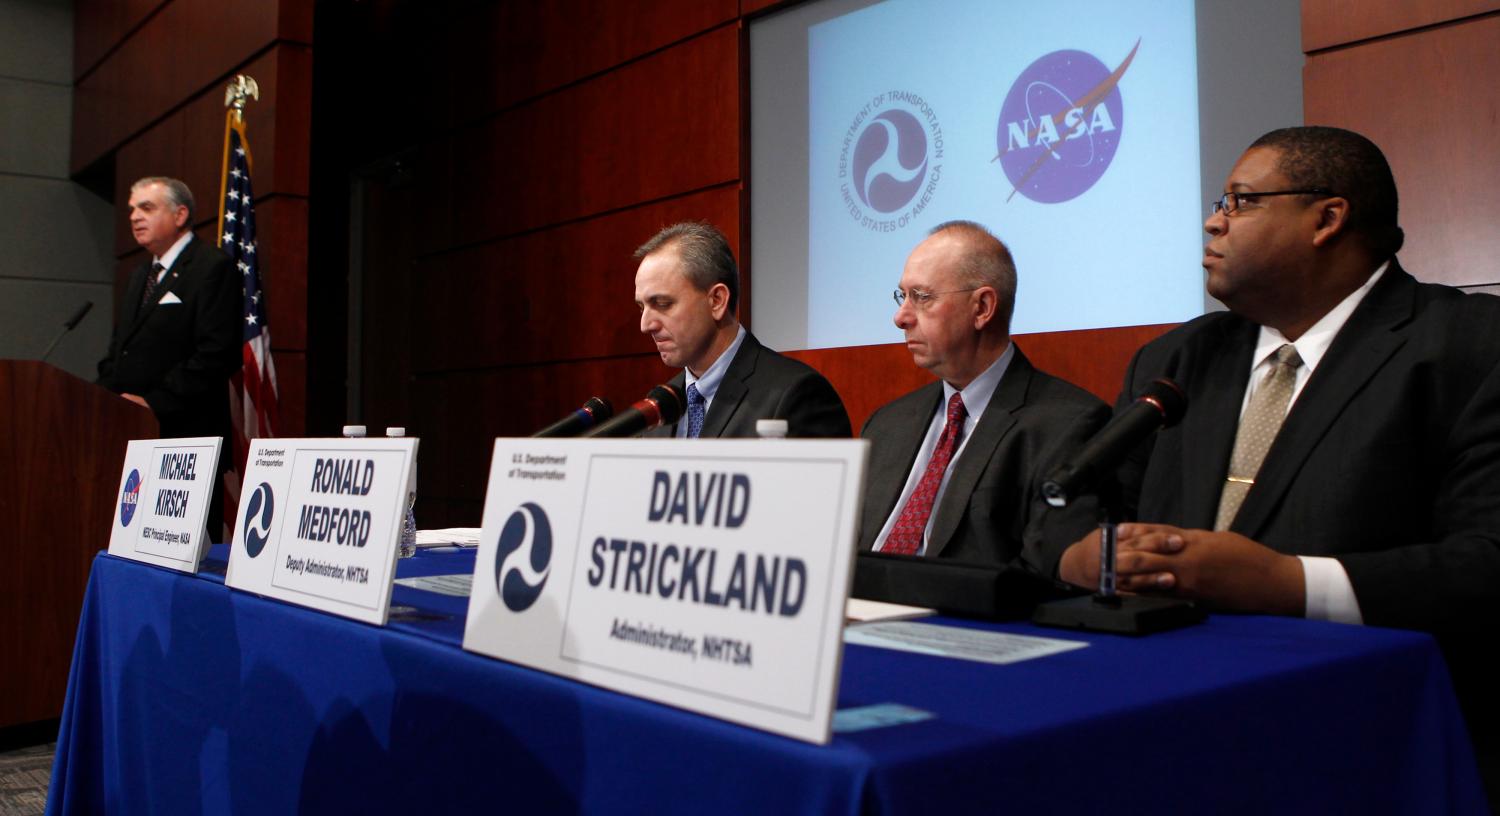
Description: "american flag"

(219, 113), (280, 528)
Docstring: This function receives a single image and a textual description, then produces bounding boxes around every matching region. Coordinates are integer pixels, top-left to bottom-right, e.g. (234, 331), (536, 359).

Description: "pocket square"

(158, 292), (183, 305)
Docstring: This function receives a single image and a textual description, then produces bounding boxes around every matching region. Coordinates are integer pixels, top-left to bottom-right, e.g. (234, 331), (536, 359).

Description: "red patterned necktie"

(883, 392), (968, 556)
(140, 261), (164, 308)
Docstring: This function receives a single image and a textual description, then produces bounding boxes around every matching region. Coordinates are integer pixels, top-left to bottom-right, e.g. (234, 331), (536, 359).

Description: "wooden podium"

(0, 361), (159, 731)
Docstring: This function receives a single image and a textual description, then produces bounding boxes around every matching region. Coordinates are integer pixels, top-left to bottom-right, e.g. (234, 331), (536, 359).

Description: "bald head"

(894, 221), (1018, 388)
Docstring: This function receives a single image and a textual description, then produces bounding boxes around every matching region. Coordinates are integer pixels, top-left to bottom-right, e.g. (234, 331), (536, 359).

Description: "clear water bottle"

(342, 425), (367, 438)
(756, 419), (789, 439)
(387, 427), (417, 558)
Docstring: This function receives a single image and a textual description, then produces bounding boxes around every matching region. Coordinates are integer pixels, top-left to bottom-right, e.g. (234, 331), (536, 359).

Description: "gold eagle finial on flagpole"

(224, 75), (260, 123)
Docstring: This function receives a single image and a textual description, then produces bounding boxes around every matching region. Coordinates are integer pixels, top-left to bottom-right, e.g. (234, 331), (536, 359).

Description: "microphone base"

(1031, 593), (1205, 636)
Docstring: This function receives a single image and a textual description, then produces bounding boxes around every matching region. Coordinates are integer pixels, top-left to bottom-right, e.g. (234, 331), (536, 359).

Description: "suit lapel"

(857, 383), (941, 551)
(925, 349), (1029, 558)
(1177, 317), (1257, 529)
(700, 332), (757, 438)
(122, 239), (193, 345)
(1232, 266), (1415, 538)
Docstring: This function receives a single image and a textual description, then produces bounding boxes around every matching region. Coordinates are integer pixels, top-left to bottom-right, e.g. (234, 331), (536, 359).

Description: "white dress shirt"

(676, 325), (747, 438)
(1239, 261), (1388, 625)
(153, 231), (195, 282)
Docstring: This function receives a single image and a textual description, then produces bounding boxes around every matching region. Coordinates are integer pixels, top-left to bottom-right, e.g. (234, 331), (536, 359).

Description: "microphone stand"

(1032, 479), (1205, 635)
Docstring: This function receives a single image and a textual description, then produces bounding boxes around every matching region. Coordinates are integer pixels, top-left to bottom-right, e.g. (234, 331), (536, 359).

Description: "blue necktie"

(685, 383), (706, 439)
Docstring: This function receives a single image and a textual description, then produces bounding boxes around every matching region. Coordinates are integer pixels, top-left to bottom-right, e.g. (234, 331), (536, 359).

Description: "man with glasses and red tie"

(857, 220), (1109, 567)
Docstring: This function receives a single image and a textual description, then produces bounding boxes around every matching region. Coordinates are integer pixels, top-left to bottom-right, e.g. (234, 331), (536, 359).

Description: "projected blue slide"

(805, 0), (1203, 348)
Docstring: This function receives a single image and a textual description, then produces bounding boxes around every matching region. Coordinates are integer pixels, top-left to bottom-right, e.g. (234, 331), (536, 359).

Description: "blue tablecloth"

(47, 548), (1486, 814)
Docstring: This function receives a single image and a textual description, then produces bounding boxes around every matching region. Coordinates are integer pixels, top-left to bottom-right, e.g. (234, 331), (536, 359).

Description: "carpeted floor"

(0, 743), (52, 816)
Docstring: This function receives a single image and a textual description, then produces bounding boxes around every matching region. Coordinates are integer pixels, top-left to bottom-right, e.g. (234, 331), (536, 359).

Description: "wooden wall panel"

(418, 25), (742, 252)
(413, 354), (674, 507)
(109, 45), (311, 255)
(436, 0), (738, 125)
(1302, 0), (1500, 51)
(786, 323), (1175, 432)
(72, 0), (285, 172)
(412, 185), (740, 373)
(1304, 15), (1500, 286)
(73, 0), (164, 80)
(272, 350), (306, 437)
(258, 197), (309, 350)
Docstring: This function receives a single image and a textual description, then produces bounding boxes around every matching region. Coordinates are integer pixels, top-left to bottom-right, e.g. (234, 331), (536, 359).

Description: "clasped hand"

(1058, 523), (1305, 616)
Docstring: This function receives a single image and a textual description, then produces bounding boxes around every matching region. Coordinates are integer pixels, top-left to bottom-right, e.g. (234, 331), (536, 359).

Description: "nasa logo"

(242, 482), (275, 558)
(995, 40), (1139, 204)
(119, 469), (141, 527)
(837, 91), (944, 232)
(495, 502), (553, 612)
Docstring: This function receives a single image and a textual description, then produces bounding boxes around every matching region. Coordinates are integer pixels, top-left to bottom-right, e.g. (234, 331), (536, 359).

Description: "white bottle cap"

(341, 425), (367, 438)
(385, 427), (406, 437)
(756, 419), (789, 439)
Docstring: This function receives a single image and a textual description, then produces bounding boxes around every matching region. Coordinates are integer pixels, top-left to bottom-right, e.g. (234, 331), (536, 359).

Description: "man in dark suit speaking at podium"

(97, 176), (240, 535)
(634, 221), (852, 439)
(858, 221), (1109, 565)
(1054, 127), (1500, 772)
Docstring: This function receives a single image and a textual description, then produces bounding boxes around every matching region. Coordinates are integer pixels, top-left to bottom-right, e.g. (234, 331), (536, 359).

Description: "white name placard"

(463, 438), (868, 744)
(226, 437), (417, 624)
(108, 437), (223, 572)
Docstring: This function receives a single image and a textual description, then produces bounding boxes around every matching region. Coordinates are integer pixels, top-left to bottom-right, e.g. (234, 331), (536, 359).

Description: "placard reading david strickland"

(562, 455), (847, 718)
(463, 438), (867, 744)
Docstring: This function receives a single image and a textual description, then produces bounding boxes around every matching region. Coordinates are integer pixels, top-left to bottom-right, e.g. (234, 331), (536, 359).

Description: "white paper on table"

(394, 573), (474, 597)
(845, 598), (935, 623)
(415, 527), (481, 548)
(844, 621), (1087, 665)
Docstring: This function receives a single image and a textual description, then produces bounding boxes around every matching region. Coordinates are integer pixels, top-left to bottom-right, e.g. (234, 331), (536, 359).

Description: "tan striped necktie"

(1214, 344), (1303, 531)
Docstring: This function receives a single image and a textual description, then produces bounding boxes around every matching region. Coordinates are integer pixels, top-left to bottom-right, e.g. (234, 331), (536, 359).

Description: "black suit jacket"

(858, 348), (1109, 570)
(97, 235), (241, 441)
(648, 331), (853, 439)
(1113, 262), (1500, 632)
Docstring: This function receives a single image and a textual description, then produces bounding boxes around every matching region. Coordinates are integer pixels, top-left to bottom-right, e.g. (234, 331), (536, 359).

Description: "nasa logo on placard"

(995, 40), (1139, 204)
(242, 482), (275, 558)
(119, 469), (141, 527)
(494, 502), (553, 613)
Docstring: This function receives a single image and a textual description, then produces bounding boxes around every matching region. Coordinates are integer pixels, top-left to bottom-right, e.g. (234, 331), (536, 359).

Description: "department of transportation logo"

(995, 40), (1139, 204)
(495, 502), (553, 612)
(837, 90), (944, 232)
(119, 469), (141, 527)
(243, 482), (275, 558)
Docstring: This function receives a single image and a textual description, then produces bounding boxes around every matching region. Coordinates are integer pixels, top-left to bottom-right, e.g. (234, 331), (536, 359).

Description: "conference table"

(46, 546), (1486, 814)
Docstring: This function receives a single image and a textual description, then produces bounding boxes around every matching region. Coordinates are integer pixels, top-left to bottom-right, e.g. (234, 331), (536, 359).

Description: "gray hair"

(928, 220), (1017, 334)
(634, 221), (740, 312)
(131, 176), (196, 220)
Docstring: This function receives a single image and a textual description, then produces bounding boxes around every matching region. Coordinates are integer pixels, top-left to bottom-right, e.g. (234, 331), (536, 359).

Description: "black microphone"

(581, 384), (685, 438)
(40, 300), (94, 363)
(1042, 378), (1186, 507)
(532, 397), (613, 438)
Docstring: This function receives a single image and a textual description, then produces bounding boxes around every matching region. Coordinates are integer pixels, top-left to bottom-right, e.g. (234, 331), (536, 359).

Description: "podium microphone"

(40, 301), (94, 363)
(1042, 378), (1186, 507)
(532, 397), (612, 438)
(582, 383), (685, 438)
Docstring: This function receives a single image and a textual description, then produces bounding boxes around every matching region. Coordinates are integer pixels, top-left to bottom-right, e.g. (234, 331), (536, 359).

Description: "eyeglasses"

(893, 287), (979, 308)
(1211, 189), (1333, 217)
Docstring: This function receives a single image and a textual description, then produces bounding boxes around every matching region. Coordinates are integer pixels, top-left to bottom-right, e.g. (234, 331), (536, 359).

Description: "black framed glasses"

(1211, 189), (1333, 216)
(893, 287), (979, 308)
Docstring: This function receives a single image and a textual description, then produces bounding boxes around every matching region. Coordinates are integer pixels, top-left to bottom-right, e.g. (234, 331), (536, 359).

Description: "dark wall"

(73, 0), (313, 435)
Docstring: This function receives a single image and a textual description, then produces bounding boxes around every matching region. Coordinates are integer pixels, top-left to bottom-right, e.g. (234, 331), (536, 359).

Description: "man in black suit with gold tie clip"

(858, 221), (1109, 568)
(98, 176), (240, 536)
(1052, 127), (1500, 789)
